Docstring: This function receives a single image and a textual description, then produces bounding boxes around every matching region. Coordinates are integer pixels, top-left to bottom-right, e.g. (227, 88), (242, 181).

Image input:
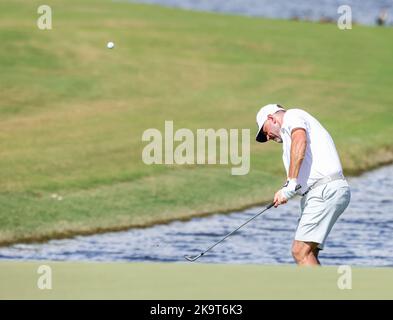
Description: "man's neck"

(276, 110), (286, 128)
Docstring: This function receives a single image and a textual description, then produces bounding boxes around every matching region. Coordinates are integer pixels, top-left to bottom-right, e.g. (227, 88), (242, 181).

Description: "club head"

(184, 253), (203, 262)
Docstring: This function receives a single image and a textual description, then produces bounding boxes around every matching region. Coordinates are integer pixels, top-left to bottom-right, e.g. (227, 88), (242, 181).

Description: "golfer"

(256, 104), (351, 266)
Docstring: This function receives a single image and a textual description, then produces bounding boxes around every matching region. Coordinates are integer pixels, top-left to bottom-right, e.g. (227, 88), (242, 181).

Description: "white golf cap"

(255, 104), (285, 143)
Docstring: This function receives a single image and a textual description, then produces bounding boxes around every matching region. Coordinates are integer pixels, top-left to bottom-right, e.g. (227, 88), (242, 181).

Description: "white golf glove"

(280, 179), (300, 200)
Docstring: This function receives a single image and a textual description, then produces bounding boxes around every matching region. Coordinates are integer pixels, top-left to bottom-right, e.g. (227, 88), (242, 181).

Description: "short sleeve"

(284, 110), (307, 134)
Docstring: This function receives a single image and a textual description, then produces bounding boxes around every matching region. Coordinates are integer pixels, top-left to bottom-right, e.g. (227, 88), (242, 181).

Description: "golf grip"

(266, 202), (275, 209)
(267, 183), (300, 209)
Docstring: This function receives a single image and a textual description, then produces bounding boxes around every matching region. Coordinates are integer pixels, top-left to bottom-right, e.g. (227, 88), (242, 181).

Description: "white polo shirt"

(280, 109), (343, 194)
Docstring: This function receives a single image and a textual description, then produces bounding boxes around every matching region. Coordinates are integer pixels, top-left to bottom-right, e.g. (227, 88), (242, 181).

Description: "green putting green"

(0, 262), (392, 299)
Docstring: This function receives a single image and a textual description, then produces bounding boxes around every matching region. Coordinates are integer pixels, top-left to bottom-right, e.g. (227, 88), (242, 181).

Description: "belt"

(302, 172), (345, 196)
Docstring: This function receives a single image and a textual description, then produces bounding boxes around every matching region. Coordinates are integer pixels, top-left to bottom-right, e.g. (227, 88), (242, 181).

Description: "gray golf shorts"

(295, 179), (351, 249)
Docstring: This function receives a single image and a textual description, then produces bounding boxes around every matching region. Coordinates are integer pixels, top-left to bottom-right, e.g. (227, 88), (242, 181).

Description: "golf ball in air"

(107, 41), (115, 49)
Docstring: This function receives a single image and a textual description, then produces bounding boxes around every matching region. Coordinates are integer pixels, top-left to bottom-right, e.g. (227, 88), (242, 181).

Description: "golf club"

(184, 202), (275, 262)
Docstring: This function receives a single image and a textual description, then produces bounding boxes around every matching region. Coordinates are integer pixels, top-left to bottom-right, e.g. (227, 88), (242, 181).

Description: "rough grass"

(1, 0), (393, 244)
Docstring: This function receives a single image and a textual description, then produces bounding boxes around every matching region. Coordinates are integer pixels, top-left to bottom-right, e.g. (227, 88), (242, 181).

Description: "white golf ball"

(107, 41), (115, 49)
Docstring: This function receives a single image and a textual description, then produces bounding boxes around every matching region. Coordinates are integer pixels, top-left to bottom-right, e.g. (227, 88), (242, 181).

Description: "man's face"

(262, 116), (282, 143)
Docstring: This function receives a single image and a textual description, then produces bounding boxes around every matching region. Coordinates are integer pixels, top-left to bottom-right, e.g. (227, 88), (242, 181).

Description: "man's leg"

(312, 246), (321, 265)
(292, 240), (321, 266)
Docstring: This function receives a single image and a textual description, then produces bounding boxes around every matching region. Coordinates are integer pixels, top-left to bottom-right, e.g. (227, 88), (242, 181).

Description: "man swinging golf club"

(256, 104), (351, 266)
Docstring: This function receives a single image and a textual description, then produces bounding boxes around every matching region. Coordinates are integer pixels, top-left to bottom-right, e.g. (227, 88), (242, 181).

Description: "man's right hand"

(273, 190), (288, 207)
(274, 179), (301, 207)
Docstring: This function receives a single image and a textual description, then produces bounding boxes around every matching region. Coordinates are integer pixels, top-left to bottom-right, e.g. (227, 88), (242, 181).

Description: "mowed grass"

(1, 262), (392, 299)
(1, 0), (393, 244)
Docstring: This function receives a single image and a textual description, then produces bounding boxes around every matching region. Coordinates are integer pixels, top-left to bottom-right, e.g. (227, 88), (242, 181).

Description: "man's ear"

(267, 114), (275, 123)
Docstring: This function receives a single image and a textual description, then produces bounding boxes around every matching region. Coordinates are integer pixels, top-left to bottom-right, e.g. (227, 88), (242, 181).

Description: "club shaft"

(200, 202), (274, 256)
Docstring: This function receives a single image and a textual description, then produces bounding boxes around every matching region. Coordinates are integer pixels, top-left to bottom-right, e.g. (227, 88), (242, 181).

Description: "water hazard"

(129, 0), (393, 26)
(0, 165), (392, 266)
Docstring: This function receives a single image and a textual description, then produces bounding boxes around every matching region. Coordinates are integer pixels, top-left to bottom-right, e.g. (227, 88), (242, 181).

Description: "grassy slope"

(1, 262), (392, 299)
(0, 0), (393, 244)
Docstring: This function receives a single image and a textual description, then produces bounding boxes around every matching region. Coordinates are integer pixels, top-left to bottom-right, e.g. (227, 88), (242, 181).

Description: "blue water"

(0, 165), (392, 266)
(128, 0), (393, 26)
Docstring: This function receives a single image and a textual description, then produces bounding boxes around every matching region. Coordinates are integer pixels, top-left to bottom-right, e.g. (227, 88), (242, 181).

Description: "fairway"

(1, 0), (393, 245)
(0, 262), (392, 299)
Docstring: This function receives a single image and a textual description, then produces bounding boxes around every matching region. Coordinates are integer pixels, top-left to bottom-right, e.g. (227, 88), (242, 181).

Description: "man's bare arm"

(288, 128), (307, 179)
(273, 128), (307, 207)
